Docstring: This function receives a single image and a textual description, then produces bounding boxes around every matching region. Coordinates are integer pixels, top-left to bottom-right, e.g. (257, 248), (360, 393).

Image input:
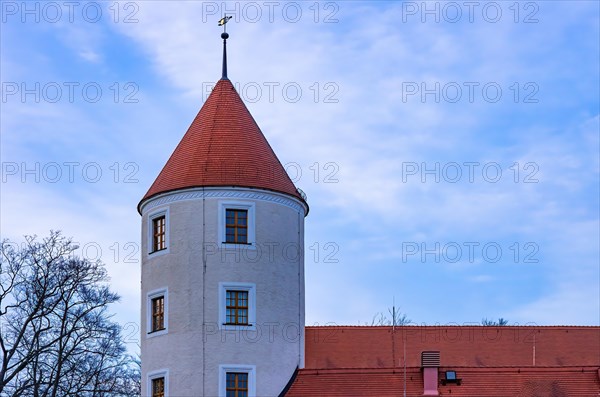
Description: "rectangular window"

(225, 209), (248, 244)
(152, 215), (166, 252)
(226, 290), (249, 325)
(152, 377), (165, 397)
(219, 202), (255, 247)
(151, 296), (165, 332)
(147, 289), (168, 338)
(226, 372), (249, 397)
(219, 365), (255, 397)
(219, 283), (255, 331)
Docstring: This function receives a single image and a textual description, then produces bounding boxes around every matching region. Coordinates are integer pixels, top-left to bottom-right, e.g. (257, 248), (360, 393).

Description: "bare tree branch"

(0, 232), (140, 397)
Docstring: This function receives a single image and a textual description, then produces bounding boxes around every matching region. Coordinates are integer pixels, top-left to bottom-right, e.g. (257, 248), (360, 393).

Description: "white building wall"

(140, 187), (306, 397)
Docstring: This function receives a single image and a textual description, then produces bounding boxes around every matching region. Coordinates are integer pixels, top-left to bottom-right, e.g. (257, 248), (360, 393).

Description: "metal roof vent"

(421, 351), (441, 367)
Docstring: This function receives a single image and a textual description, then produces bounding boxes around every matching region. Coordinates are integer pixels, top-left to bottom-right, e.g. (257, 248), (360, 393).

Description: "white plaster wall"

(140, 188), (306, 397)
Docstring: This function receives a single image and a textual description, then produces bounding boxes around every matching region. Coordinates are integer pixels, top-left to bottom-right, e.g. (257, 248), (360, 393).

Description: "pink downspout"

(423, 367), (439, 396)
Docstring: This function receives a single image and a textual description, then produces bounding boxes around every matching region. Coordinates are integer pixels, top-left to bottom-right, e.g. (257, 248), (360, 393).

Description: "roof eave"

(137, 185), (309, 216)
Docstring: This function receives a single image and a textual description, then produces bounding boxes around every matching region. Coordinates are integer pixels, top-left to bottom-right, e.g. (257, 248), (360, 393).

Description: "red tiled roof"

(304, 326), (600, 368)
(286, 367), (600, 396)
(284, 326), (600, 396)
(139, 78), (304, 211)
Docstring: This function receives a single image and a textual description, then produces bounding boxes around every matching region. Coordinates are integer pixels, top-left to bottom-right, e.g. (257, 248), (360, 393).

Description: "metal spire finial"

(218, 15), (232, 80)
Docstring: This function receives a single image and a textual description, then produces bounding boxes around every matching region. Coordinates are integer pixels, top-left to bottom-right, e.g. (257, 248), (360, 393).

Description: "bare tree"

(370, 306), (412, 326)
(0, 231), (140, 397)
(481, 317), (509, 326)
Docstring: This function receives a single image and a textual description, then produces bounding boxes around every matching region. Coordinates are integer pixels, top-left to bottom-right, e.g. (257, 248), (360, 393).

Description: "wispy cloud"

(2, 1), (598, 328)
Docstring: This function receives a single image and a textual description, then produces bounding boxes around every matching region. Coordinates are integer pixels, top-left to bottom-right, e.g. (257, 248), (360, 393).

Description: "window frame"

(151, 377), (165, 397)
(152, 215), (167, 252)
(226, 372), (249, 396)
(151, 295), (165, 332)
(219, 282), (256, 331)
(147, 369), (169, 397)
(218, 201), (255, 249)
(147, 288), (168, 338)
(225, 208), (249, 244)
(225, 290), (249, 325)
(148, 208), (169, 256)
(219, 365), (256, 397)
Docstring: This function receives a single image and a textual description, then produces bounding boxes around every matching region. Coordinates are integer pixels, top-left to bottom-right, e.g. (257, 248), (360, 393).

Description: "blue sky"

(1, 1), (599, 349)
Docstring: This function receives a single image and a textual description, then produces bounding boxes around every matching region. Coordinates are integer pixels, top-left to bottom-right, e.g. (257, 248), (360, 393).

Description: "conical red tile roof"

(139, 78), (305, 211)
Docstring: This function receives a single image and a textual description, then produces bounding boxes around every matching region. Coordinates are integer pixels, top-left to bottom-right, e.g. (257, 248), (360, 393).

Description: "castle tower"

(138, 28), (308, 397)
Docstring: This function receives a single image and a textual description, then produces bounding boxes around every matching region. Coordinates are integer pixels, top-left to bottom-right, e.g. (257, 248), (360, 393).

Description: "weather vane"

(218, 14), (233, 80)
(218, 14), (232, 32)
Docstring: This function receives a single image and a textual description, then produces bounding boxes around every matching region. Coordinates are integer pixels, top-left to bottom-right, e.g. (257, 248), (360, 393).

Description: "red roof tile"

(303, 326), (600, 369)
(286, 367), (600, 396)
(284, 326), (600, 396)
(139, 78), (305, 211)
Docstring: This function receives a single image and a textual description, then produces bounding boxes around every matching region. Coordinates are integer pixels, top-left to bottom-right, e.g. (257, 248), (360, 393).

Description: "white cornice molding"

(140, 187), (307, 215)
